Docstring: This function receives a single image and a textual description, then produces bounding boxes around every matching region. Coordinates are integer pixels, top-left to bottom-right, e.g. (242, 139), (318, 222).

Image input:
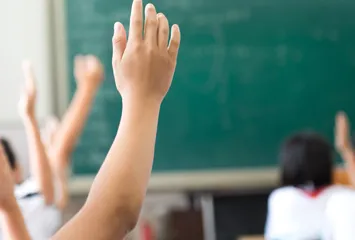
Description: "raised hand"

(74, 55), (104, 90)
(112, 0), (181, 103)
(335, 111), (353, 154)
(52, 1), (181, 238)
(18, 61), (37, 118)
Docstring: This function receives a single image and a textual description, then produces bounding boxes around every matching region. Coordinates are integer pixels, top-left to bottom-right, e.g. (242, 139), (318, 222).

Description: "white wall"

(0, 0), (54, 123)
(0, 0), (59, 176)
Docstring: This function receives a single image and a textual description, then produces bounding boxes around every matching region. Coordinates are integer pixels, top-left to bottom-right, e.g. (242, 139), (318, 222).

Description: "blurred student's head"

(0, 137), (23, 183)
(279, 131), (333, 188)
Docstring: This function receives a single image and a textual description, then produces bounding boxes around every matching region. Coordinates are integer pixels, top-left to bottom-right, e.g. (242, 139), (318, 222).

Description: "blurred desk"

(238, 236), (264, 240)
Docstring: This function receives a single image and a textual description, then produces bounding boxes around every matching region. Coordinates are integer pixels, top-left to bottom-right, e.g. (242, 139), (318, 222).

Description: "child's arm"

(52, 1), (181, 238)
(0, 146), (31, 240)
(50, 55), (103, 165)
(19, 62), (54, 204)
(49, 55), (103, 209)
(335, 112), (355, 186)
(1, 200), (31, 240)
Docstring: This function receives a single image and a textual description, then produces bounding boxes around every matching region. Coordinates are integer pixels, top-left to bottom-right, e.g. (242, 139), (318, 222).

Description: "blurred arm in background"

(335, 111), (355, 187)
(19, 62), (54, 205)
(0, 146), (31, 240)
(47, 55), (104, 209)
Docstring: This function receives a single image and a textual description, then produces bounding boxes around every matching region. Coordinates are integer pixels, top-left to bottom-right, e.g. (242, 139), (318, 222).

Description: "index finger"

(129, 0), (143, 41)
(336, 112), (349, 129)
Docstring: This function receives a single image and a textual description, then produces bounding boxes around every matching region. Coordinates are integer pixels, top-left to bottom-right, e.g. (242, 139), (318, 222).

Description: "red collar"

(299, 186), (329, 198)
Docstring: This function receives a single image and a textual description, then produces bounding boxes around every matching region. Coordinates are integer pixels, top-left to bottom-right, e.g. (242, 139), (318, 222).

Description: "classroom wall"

(0, 0), (55, 123)
(0, 0), (67, 176)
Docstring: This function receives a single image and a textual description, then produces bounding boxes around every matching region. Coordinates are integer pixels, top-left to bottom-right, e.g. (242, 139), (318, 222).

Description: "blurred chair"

(201, 189), (271, 240)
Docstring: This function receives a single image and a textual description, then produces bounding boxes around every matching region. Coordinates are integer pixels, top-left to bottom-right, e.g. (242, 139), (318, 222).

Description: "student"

(324, 190), (355, 240)
(322, 112), (355, 240)
(0, 56), (104, 239)
(265, 131), (350, 240)
(0, 0), (181, 239)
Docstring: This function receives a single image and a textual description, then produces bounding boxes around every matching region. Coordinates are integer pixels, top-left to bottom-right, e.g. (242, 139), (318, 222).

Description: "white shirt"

(265, 185), (349, 240)
(324, 188), (355, 240)
(0, 178), (62, 240)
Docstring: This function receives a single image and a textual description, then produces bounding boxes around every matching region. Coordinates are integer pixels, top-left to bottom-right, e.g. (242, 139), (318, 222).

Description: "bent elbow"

(118, 200), (141, 233)
(83, 197), (142, 238)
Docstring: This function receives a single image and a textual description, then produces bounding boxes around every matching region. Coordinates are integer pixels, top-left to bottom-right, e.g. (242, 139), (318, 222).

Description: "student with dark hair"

(0, 0), (181, 238)
(279, 132), (333, 188)
(265, 131), (351, 239)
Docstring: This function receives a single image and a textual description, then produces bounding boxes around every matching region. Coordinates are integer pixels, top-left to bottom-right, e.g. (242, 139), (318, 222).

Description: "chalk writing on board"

(210, 24), (232, 129)
(192, 9), (251, 26)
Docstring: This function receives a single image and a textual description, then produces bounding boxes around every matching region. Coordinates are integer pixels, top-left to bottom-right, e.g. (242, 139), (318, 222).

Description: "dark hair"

(280, 131), (333, 188)
(0, 138), (17, 170)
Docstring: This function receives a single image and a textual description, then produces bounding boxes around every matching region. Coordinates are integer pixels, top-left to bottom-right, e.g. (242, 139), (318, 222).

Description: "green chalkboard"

(67, 0), (355, 175)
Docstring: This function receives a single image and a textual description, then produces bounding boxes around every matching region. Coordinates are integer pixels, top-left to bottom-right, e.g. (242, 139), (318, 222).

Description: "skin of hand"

(48, 55), (104, 209)
(19, 61), (55, 204)
(18, 61), (36, 119)
(0, 145), (16, 212)
(335, 111), (353, 154)
(74, 55), (104, 91)
(52, 0), (180, 239)
(50, 54), (104, 167)
(335, 111), (355, 187)
(112, 4), (180, 103)
(0, 145), (31, 240)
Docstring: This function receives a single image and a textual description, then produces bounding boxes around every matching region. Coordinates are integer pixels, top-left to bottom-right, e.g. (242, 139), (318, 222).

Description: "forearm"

(1, 200), (31, 240)
(24, 116), (54, 203)
(53, 99), (161, 239)
(52, 86), (96, 162)
(88, 99), (160, 217)
(341, 149), (355, 187)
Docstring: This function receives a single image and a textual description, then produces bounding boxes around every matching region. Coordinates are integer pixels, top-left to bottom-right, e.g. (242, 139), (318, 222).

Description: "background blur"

(1, 0), (354, 239)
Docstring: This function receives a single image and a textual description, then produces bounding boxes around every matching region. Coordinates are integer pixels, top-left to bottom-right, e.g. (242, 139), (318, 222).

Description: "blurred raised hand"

(74, 55), (104, 90)
(18, 61), (37, 119)
(335, 111), (353, 154)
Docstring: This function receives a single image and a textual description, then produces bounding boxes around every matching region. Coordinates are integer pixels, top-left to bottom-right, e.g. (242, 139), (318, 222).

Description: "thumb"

(112, 22), (127, 66)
